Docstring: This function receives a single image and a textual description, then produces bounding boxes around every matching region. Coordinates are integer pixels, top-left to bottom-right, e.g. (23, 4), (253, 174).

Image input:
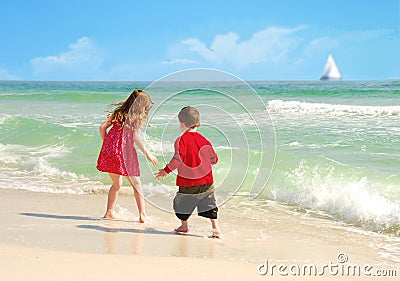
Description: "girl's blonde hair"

(109, 89), (153, 129)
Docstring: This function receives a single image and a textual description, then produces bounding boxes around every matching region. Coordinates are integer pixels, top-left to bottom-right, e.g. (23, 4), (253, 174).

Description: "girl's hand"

(146, 153), (158, 166)
(154, 169), (167, 180)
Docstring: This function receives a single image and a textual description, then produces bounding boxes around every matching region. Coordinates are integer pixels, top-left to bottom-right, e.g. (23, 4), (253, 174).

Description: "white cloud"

(162, 58), (199, 65)
(300, 37), (340, 61)
(0, 68), (19, 80)
(307, 37), (340, 51)
(303, 28), (393, 57)
(342, 29), (393, 41)
(30, 37), (104, 78)
(178, 26), (307, 68)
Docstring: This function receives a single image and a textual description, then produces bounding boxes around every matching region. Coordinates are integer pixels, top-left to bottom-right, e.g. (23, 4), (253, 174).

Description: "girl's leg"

(126, 176), (146, 223)
(104, 173), (123, 219)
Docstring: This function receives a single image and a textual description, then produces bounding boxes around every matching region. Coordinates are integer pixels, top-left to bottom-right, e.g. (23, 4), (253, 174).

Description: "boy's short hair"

(178, 106), (200, 128)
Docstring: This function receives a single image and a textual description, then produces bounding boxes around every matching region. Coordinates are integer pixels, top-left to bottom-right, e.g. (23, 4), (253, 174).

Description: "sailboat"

(320, 54), (342, 81)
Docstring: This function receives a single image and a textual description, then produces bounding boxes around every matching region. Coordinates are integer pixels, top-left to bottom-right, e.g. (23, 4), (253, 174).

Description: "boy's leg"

(197, 189), (218, 220)
(126, 176), (146, 223)
(174, 219), (189, 233)
(104, 173), (123, 219)
(173, 192), (196, 232)
(210, 218), (222, 238)
(197, 189), (222, 238)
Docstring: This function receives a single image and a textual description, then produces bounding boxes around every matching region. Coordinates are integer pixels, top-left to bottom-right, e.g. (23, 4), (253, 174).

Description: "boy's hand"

(154, 169), (167, 180)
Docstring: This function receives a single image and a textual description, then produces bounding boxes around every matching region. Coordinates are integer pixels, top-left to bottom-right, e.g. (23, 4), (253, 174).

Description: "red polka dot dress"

(97, 122), (140, 176)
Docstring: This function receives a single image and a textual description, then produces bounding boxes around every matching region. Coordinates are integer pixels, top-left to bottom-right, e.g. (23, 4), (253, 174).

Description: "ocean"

(1, 77), (399, 236)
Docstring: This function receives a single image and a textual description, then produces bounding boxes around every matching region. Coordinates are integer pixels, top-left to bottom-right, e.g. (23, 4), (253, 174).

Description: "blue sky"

(0, 0), (399, 81)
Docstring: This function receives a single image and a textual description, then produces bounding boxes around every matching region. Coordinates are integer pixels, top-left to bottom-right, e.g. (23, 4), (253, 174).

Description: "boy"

(155, 106), (221, 238)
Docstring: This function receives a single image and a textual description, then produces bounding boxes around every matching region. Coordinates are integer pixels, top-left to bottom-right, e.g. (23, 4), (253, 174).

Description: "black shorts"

(173, 184), (218, 221)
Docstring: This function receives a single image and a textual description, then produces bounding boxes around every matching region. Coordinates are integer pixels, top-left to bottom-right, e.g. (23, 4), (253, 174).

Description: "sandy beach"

(1, 0), (400, 277)
(1, 188), (399, 281)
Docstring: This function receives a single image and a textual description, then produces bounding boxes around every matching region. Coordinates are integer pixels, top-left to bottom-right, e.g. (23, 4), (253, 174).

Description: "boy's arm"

(209, 141), (218, 165)
(210, 153), (218, 165)
(164, 138), (184, 173)
(154, 138), (184, 180)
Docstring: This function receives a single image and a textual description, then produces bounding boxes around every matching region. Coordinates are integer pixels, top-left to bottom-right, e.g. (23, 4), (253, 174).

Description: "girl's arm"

(99, 116), (112, 141)
(133, 128), (158, 166)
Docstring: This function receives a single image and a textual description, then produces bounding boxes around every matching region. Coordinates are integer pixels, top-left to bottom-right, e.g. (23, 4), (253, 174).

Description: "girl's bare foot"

(139, 213), (146, 223)
(103, 211), (115, 220)
(174, 225), (189, 233)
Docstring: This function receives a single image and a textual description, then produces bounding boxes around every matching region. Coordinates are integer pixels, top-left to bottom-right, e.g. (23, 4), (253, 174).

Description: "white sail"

(320, 54), (342, 81)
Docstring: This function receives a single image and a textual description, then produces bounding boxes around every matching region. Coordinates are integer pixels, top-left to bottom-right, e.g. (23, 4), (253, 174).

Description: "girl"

(97, 89), (158, 223)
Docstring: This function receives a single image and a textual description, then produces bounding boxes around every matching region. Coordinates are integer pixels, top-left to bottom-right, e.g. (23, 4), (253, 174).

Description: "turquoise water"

(0, 80), (399, 234)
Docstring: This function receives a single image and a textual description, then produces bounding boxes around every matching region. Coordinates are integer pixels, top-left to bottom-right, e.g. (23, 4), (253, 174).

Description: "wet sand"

(1, 188), (399, 280)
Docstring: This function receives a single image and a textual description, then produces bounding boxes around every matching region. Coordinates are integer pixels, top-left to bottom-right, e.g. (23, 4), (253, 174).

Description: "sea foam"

(0, 143), (102, 194)
(268, 159), (400, 234)
(268, 100), (400, 117)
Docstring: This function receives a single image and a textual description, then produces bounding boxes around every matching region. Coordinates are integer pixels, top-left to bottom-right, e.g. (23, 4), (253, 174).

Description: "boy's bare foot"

(139, 213), (146, 223)
(174, 225), (189, 233)
(211, 228), (222, 239)
(103, 211), (116, 220)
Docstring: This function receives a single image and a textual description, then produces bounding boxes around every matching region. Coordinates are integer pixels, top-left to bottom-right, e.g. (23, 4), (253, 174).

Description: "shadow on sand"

(19, 212), (203, 238)
(20, 212), (100, 221)
(76, 224), (202, 237)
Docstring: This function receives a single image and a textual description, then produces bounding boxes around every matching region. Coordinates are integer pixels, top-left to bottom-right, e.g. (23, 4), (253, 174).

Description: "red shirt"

(164, 131), (218, 187)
